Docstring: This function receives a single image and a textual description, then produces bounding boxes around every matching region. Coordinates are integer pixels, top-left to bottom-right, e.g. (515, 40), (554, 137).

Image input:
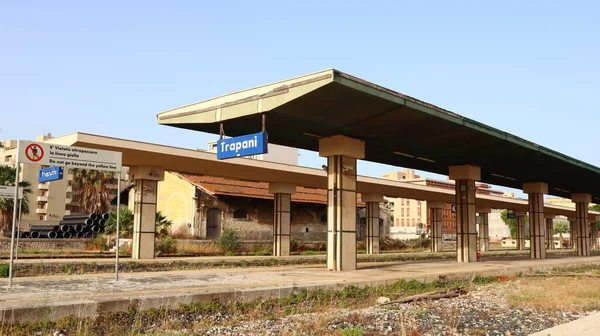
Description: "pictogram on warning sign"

(24, 143), (44, 162)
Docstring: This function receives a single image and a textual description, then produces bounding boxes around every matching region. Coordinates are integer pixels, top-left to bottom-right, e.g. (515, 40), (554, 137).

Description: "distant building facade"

(382, 169), (511, 239)
(156, 172), (392, 242)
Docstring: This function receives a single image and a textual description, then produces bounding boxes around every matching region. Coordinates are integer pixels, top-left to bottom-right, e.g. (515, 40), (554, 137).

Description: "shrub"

(156, 236), (177, 255)
(92, 235), (108, 251)
(0, 264), (9, 278)
(217, 229), (240, 253)
(290, 239), (299, 252)
(342, 325), (364, 336)
(172, 225), (194, 239)
(315, 241), (327, 251)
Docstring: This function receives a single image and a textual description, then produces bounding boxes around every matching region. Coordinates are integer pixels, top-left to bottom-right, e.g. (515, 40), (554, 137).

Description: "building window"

(233, 209), (248, 219)
(401, 219), (405, 226)
(407, 207), (410, 216)
(39, 215), (44, 220)
(320, 214), (327, 223)
(395, 218), (399, 226)
(401, 208), (404, 216)
(406, 200), (410, 206)
(412, 218), (416, 226)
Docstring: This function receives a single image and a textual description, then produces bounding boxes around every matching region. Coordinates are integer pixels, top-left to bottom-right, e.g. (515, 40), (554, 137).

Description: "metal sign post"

(115, 171), (121, 281)
(8, 159), (20, 287)
(15, 198), (23, 260)
(6, 140), (123, 287)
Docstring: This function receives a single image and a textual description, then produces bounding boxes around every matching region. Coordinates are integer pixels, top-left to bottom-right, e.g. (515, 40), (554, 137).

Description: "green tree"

(500, 210), (529, 239)
(105, 208), (172, 238)
(554, 221), (569, 234)
(72, 169), (115, 214)
(0, 166), (32, 233)
(104, 208), (134, 238)
(155, 211), (173, 238)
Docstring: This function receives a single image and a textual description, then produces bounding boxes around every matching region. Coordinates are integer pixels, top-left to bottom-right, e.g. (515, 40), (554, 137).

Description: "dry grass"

(507, 277), (600, 312)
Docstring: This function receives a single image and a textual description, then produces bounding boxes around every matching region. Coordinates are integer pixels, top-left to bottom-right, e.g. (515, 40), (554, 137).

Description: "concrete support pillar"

(590, 217), (599, 250)
(449, 165), (480, 263)
(130, 166), (165, 260)
(523, 182), (548, 259)
(269, 183), (296, 257)
(319, 135), (365, 271)
(515, 212), (526, 250)
(363, 193), (383, 255)
(545, 217), (555, 250)
(427, 201), (445, 253)
(573, 194), (591, 256)
(569, 217), (577, 250)
(477, 207), (491, 252)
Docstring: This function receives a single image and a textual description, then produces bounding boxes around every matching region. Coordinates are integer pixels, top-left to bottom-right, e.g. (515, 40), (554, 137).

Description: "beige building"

(0, 134), (125, 230)
(383, 169), (510, 238)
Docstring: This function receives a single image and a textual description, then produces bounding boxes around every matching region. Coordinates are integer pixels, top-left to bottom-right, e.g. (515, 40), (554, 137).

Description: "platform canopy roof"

(158, 69), (600, 201)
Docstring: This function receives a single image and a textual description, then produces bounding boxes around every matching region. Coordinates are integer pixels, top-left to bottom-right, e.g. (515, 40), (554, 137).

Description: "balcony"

(38, 183), (49, 190)
(36, 208), (47, 214)
(37, 196), (48, 202)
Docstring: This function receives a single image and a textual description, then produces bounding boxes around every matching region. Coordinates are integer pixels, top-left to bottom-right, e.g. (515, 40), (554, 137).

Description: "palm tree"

(104, 207), (134, 238)
(72, 169), (115, 214)
(0, 165), (32, 233)
(104, 209), (173, 238)
(156, 211), (173, 238)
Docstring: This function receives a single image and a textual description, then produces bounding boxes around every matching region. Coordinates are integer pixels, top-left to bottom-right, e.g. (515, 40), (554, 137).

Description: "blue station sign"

(217, 132), (268, 160)
(38, 166), (64, 183)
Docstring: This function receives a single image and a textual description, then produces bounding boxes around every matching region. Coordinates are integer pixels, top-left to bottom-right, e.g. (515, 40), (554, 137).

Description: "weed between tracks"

(0, 279), (462, 336)
(3, 263), (600, 335)
(0, 253), (459, 278)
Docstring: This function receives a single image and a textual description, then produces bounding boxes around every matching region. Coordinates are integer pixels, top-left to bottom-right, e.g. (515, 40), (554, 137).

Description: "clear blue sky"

(2, 1), (598, 195)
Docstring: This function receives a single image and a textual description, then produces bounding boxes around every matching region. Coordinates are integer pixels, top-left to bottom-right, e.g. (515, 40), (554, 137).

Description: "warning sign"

(17, 141), (122, 172)
(24, 143), (45, 162)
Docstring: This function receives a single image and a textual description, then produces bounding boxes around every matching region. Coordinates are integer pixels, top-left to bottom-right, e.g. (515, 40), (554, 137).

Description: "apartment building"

(383, 169), (511, 238)
(1, 134), (124, 229)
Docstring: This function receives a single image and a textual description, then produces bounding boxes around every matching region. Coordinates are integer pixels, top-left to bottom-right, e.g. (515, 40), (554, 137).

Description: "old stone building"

(156, 172), (391, 242)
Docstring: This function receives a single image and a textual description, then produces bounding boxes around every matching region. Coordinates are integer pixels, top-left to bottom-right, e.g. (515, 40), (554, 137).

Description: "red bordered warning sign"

(24, 143), (44, 162)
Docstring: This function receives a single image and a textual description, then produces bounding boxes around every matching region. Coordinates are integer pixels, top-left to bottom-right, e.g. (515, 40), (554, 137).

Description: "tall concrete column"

(572, 194), (591, 256)
(515, 211), (526, 250)
(319, 135), (365, 271)
(427, 201), (445, 253)
(363, 193), (383, 255)
(590, 218), (598, 250)
(130, 166), (165, 260)
(269, 183), (296, 257)
(523, 182), (548, 259)
(449, 165), (480, 263)
(477, 207), (491, 252)
(569, 217), (577, 250)
(545, 217), (555, 250)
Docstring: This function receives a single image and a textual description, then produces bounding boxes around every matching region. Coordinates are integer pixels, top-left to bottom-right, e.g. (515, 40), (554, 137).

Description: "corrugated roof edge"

(333, 70), (600, 176)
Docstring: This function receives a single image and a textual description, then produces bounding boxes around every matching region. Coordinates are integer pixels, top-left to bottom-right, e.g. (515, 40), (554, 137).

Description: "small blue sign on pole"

(217, 132), (268, 160)
(38, 166), (64, 183)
